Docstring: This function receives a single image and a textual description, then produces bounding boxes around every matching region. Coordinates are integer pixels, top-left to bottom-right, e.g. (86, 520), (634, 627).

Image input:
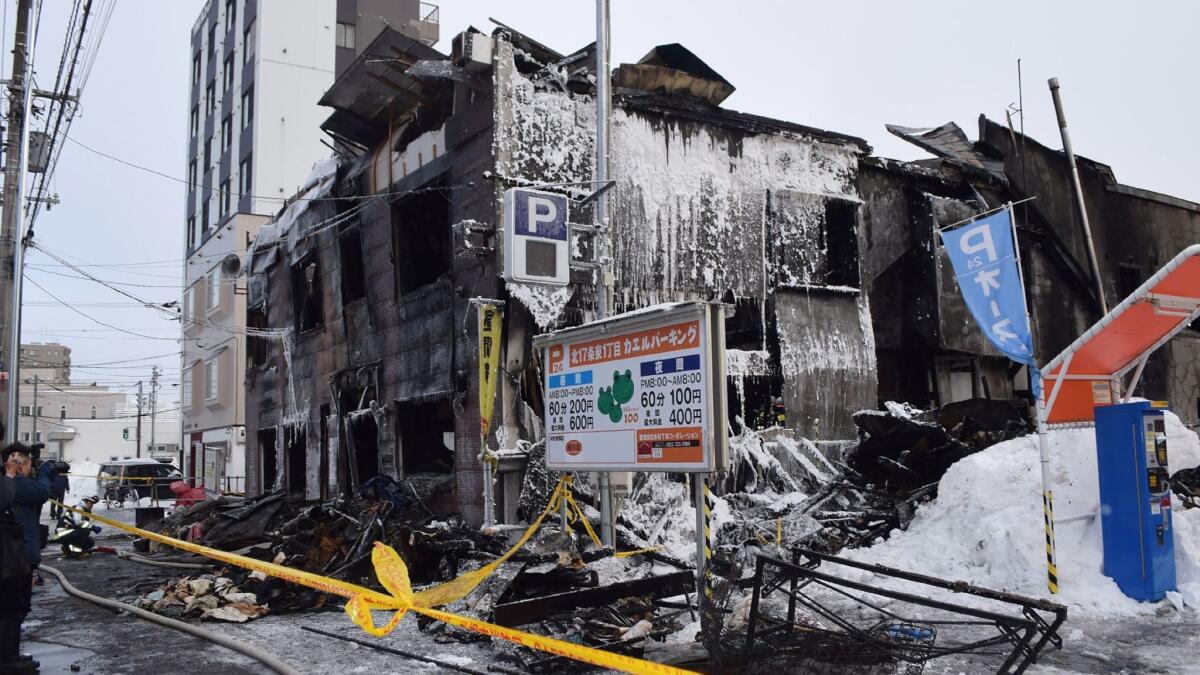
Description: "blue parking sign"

(939, 208), (1036, 367)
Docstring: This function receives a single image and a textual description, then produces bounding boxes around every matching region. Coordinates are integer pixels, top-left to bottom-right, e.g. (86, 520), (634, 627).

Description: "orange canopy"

(1041, 245), (1200, 425)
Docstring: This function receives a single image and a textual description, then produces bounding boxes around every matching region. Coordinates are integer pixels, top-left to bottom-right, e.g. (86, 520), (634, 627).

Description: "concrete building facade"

(19, 342), (71, 385)
(15, 383), (126, 458)
(181, 0), (438, 489)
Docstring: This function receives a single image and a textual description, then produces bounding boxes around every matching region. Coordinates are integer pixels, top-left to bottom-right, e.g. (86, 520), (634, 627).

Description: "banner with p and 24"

(534, 302), (729, 472)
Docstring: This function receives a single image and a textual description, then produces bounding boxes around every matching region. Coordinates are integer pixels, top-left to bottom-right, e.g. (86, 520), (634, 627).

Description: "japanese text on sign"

(539, 305), (723, 472)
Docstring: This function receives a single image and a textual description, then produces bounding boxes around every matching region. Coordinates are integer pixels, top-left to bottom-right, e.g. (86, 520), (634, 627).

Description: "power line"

(25, 301), (164, 308)
(29, 0), (106, 230)
(27, 240), (181, 314)
(28, 265), (183, 288)
(23, 275), (187, 342)
(65, 134), (474, 204)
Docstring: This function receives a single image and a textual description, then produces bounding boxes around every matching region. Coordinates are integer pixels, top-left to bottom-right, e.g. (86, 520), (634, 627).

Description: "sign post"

(938, 203), (1058, 593)
(475, 300), (504, 529)
(534, 302), (728, 576)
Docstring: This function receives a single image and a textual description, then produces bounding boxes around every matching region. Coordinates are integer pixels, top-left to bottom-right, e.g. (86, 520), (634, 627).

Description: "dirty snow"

(849, 411), (1200, 617)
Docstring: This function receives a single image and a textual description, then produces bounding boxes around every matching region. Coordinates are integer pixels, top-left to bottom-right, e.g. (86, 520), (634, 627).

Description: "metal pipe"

(598, 471), (613, 546)
(1048, 77), (1108, 315)
(1034, 369), (1059, 594)
(1122, 354), (1150, 403)
(594, 0), (611, 319)
(594, 0), (616, 547)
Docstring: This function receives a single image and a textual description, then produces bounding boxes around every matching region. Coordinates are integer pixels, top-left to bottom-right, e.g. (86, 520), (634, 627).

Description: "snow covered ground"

(848, 410), (1200, 617)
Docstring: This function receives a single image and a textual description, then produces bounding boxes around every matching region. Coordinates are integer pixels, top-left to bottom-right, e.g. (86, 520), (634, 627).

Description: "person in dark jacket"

(47, 473), (67, 521)
(0, 453), (36, 673)
(6, 446), (50, 575)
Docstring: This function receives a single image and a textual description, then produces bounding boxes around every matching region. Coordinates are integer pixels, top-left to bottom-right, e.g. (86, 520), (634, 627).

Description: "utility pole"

(30, 374), (36, 444)
(1, 0), (40, 440)
(135, 380), (143, 458)
(594, 0), (616, 548)
(149, 366), (159, 456)
(1048, 77), (1108, 316)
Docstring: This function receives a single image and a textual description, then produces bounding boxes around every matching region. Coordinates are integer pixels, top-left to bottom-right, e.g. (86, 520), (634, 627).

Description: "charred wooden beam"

(492, 570), (694, 627)
(366, 71), (434, 108)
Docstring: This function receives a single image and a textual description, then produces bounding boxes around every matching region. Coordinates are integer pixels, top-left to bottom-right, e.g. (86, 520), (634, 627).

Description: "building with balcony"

(181, 0), (438, 487)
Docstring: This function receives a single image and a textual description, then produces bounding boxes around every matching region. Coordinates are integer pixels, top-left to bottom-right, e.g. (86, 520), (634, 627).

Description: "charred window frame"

(395, 397), (454, 475)
(1117, 262), (1141, 300)
(391, 180), (451, 295)
(247, 303), (269, 368)
(824, 197), (860, 288)
(723, 293), (765, 350)
(338, 226), (367, 304)
(291, 253), (325, 333)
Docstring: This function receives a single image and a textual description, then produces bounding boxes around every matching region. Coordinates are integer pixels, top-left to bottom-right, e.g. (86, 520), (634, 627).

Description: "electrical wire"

(28, 0), (100, 229)
(28, 241), (181, 315)
(27, 264), (184, 288)
(66, 133), (475, 204)
(24, 275), (188, 342)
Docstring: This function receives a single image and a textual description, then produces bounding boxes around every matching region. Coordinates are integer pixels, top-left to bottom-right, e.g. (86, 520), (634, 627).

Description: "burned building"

(242, 26), (878, 522)
(860, 117), (1200, 424)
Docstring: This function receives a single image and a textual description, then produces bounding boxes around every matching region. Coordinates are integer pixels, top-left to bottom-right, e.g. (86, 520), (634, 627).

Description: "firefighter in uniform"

(49, 496), (100, 559)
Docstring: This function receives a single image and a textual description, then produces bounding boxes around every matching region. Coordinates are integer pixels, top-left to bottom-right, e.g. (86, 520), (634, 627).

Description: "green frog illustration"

(597, 386), (620, 423)
(596, 370), (635, 423)
(612, 369), (634, 405)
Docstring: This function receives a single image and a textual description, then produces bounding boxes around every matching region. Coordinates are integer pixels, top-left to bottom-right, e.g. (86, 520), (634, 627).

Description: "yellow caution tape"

(411, 476), (568, 607)
(560, 477), (662, 559)
(64, 473), (158, 482)
(52, 499), (695, 674)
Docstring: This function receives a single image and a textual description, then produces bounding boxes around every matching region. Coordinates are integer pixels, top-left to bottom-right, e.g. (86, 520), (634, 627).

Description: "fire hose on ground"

(39, 563), (301, 675)
(115, 550), (211, 570)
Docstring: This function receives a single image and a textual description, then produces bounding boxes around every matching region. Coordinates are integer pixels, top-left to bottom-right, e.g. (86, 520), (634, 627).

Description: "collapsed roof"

(615, 43), (735, 106)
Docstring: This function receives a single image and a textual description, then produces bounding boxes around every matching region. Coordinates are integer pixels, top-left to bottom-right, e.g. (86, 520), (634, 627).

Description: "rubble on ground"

(141, 474), (511, 621)
(134, 574), (271, 623)
(132, 399), (1036, 664)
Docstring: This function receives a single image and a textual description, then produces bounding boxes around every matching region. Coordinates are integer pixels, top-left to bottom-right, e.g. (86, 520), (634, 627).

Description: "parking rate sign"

(542, 309), (720, 472)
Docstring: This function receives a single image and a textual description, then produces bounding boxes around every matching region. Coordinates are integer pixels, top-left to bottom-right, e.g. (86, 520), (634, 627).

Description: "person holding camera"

(5, 446), (50, 587)
(1, 447), (37, 673)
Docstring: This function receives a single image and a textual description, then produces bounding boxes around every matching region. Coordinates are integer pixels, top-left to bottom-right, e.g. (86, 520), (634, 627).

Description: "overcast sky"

(13, 0), (1199, 410)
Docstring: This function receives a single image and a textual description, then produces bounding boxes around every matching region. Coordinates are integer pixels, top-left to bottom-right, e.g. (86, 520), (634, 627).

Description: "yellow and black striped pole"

(693, 474), (714, 587)
(1043, 487), (1059, 593)
(703, 483), (715, 558)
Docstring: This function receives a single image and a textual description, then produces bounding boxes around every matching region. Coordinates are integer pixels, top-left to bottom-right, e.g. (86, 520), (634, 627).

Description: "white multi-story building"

(180, 0), (437, 488)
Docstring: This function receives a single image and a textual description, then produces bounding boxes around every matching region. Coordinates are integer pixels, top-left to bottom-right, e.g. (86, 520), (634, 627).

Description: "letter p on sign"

(527, 196), (557, 234)
(959, 223), (997, 262)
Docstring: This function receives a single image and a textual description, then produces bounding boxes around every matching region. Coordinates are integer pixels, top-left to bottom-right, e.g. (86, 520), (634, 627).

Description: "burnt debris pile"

(139, 474), (508, 621)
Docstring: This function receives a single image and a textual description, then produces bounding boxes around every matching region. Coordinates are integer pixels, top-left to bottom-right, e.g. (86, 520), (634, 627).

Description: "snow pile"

(851, 411), (1200, 617)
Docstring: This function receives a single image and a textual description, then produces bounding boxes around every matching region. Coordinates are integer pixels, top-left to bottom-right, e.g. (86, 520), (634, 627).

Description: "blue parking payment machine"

(1094, 401), (1176, 601)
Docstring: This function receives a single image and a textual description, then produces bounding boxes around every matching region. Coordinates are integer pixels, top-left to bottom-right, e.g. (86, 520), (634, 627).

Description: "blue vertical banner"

(938, 208), (1037, 368)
